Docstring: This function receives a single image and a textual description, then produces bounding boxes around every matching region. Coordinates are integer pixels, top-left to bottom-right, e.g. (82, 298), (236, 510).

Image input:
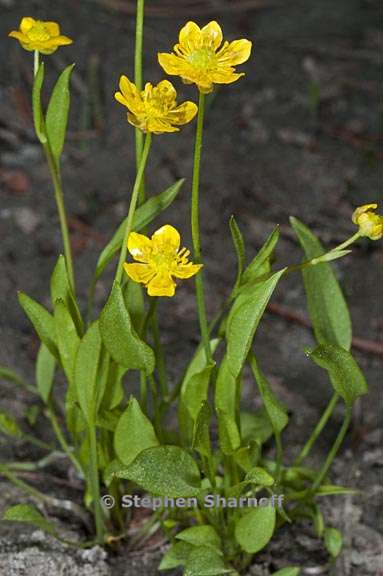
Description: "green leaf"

(54, 299), (80, 387)
(324, 527), (343, 558)
(100, 282), (155, 373)
(124, 281), (145, 333)
(229, 215), (245, 291)
(3, 504), (56, 536)
(176, 525), (221, 550)
(100, 362), (126, 411)
(0, 366), (25, 388)
(234, 441), (260, 473)
(179, 339), (219, 443)
(241, 226), (279, 286)
(184, 546), (229, 576)
(272, 568), (301, 576)
(249, 354), (288, 433)
(0, 412), (23, 438)
(32, 62), (47, 144)
(215, 358), (241, 454)
(290, 217), (352, 350)
(307, 344), (368, 405)
(245, 466), (275, 487)
(159, 541), (193, 570)
(51, 255), (83, 335)
(192, 401), (212, 458)
(235, 505), (276, 553)
(226, 269), (286, 378)
(46, 64), (74, 164)
(116, 445), (201, 498)
(240, 408), (274, 444)
(114, 396), (159, 465)
(316, 484), (358, 496)
(95, 179), (184, 279)
(74, 322), (103, 424)
(18, 292), (58, 359)
(35, 344), (56, 403)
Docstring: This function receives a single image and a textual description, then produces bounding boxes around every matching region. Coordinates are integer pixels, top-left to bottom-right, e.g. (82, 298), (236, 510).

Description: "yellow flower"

(124, 225), (202, 297)
(9, 17), (72, 55)
(115, 76), (198, 134)
(352, 203), (383, 240)
(158, 21), (252, 94)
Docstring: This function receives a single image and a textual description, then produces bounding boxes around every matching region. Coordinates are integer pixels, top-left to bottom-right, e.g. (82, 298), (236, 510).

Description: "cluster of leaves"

(0, 38), (368, 576)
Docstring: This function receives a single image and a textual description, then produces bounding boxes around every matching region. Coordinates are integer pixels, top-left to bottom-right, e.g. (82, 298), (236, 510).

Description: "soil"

(1, 0), (383, 574)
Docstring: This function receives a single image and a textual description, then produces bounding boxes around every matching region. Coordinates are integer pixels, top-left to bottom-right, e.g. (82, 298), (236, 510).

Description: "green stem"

(46, 406), (83, 475)
(88, 425), (104, 543)
(311, 405), (352, 493)
(134, 0), (145, 204)
(23, 433), (55, 452)
(115, 133), (152, 284)
(294, 392), (339, 466)
(34, 50), (39, 76)
(275, 431), (283, 483)
(43, 143), (75, 291)
(150, 298), (168, 397)
(191, 92), (211, 364)
(333, 231), (361, 252)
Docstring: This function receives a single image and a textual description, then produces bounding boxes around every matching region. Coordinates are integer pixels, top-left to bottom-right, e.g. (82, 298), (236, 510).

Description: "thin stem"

(191, 92), (212, 364)
(115, 133), (152, 284)
(275, 431), (283, 483)
(311, 405), (352, 493)
(46, 406), (83, 475)
(134, 0), (145, 204)
(333, 232), (361, 252)
(43, 144), (75, 291)
(150, 298), (168, 397)
(294, 393), (339, 466)
(34, 50), (39, 76)
(23, 433), (55, 452)
(88, 426), (104, 543)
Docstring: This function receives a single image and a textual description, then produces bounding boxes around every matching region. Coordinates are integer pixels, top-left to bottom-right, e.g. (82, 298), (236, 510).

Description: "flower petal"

(201, 21), (223, 50)
(179, 21), (202, 52)
(124, 263), (156, 285)
(173, 263), (203, 279)
(166, 101), (198, 125)
(155, 80), (177, 107)
(44, 21), (60, 37)
(52, 35), (73, 46)
(8, 31), (28, 42)
(117, 75), (143, 115)
(218, 39), (252, 66)
(352, 203), (378, 224)
(211, 69), (244, 85)
(20, 17), (36, 34)
(158, 53), (187, 76)
(151, 225), (180, 252)
(127, 232), (153, 262)
(147, 271), (176, 297)
(146, 118), (179, 134)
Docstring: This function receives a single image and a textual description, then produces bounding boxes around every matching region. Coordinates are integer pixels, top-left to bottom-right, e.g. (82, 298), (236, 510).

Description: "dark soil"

(1, 0), (383, 574)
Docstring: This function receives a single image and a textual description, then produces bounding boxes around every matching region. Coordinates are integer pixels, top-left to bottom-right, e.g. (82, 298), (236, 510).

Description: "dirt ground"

(0, 0), (383, 574)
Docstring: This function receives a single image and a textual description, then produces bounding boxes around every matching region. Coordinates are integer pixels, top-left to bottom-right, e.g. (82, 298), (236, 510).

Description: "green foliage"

(46, 64), (75, 165)
(324, 527), (343, 558)
(35, 344), (56, 403)
(74, 322), (103, 424)
(117, 445), (201, 497)
(3, 504), (57, 536)
(229, 215), (245, 292)
(290, 217), (352, 350)
(249, 355), (288, 433)
(18, 292), (59, 359)
(307, 344), (368, 405)
(235, 506), (276, 553)
(32, 63), (47, 144)
(51, 255), (83, 335)
(272, 568), (301, 576)
(0, 412), (23, 438)
(100, 282), (155, 373)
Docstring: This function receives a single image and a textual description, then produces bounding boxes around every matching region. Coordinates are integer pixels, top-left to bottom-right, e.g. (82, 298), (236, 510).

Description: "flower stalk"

(191, 92), (212, 363)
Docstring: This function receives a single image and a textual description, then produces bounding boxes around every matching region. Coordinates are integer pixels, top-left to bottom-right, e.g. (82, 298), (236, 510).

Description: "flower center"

(187, 48), (216, 71)
(28, 22), (51, 42)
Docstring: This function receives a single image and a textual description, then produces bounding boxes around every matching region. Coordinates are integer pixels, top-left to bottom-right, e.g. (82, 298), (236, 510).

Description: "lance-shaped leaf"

(114, 396), (159, 465)
(229, 215), (245, 292)
(117, 445), (201, 498)
(46, 64), (74, 164)
(235, 505), (276, 553)
(35, 343), (56, 403)
(184, 546), (229, 576)
(215, 357), (241, 454)
(307, 344), (368, 405)
(32, 62), (47, 144)
(241, 225), (280, 286)
(290, 217), (352, 350)
(179, 339), (219, 442)
(51, 255), (83, 335)
(74, 322), (103, 424)
(95, 179), (185, 279)
(54, 299), (80, 388)
(3, 504), (57, 536)
(18, 292), (58, 359)
(100, 282), (154, 373)
(192, 401), (212, 458)
(249, 354), (288, 433)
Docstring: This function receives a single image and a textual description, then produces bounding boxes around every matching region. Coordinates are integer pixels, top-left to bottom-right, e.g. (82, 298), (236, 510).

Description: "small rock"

(14, 207), (41, 235)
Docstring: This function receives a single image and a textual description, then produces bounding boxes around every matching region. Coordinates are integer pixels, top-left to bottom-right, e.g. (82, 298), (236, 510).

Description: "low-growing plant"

(2, 6), (382, 575)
